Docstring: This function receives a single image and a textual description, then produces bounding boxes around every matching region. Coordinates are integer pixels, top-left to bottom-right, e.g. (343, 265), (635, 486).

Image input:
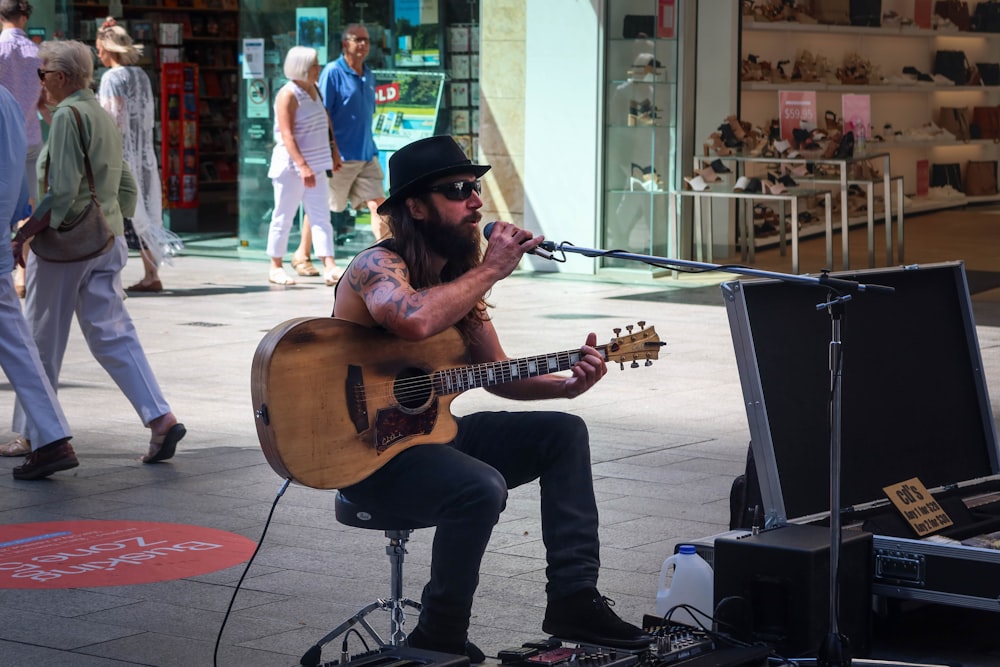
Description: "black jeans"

(340, 410), (600, 645)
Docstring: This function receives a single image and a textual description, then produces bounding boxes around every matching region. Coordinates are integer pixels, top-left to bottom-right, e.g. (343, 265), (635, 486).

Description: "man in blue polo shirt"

(318, 23), (388, 242)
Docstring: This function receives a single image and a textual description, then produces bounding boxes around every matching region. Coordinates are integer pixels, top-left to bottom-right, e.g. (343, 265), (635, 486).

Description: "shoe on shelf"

(0, 436), (30, 457)
(709, 158), (731, 174)
(269, 268), (296, 286)
(683, 175), (710, 191)
(292, 256), (320, 277)
(324, 265), (345, 287)
(542, 587), (653, 650)
(405, 625), (486, 664)
(733, 176), (761, 193)
(125, 280), (163, 293)
(13, 439), (78, 480)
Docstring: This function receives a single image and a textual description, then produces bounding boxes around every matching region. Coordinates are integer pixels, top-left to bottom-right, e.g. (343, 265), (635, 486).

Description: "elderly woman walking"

(11, 40), (185, 478)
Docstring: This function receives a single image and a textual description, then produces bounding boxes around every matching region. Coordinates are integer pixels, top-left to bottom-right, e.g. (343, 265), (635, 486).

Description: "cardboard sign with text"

(883, 477), (954, 536)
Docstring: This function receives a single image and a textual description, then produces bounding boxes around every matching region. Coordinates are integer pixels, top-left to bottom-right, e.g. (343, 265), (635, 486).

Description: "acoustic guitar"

(251, 317), (663, 489)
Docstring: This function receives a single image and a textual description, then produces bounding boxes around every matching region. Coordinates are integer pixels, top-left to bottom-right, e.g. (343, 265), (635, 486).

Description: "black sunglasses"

(426, 180), (481, 201)
(37, 68), (59, 81)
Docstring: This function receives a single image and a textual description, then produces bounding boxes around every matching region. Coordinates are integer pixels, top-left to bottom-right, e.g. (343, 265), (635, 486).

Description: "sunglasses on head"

(426, 180), (481, 201)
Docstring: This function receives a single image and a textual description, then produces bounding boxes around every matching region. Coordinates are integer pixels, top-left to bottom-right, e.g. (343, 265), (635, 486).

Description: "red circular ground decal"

(0, 521), (257, 589)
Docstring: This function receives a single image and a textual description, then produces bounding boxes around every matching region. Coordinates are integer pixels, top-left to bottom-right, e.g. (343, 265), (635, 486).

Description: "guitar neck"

(433, 345), (609, 396)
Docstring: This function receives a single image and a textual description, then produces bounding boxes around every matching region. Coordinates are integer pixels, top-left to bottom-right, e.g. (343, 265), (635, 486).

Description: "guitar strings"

(357, 348), (595, 404)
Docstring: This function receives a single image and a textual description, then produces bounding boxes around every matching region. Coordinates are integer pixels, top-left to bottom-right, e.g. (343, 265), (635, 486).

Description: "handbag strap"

(44, 105), (99, 202)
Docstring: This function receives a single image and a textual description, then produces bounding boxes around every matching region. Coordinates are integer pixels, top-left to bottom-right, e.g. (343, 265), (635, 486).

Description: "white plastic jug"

(655, 544), (714, 627)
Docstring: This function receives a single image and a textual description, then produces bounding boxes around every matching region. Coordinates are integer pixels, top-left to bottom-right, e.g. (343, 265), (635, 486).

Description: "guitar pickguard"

(373, 400), (439, 453)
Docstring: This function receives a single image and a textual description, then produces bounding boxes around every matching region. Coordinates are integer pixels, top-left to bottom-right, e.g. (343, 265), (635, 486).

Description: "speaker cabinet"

(713, 524), (872, 657)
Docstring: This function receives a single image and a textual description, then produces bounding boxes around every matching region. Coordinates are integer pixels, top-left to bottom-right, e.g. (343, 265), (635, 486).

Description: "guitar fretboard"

(433, 345), (609, 395)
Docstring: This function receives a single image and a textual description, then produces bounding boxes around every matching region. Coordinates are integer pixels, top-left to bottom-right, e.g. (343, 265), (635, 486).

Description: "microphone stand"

(545, 243), (943, 667)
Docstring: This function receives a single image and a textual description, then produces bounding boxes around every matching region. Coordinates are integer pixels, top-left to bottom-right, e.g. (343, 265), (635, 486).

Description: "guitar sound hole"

(394, 368), (433, 411)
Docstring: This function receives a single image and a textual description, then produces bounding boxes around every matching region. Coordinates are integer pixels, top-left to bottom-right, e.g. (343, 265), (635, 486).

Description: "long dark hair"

(383, 196), (490, 343)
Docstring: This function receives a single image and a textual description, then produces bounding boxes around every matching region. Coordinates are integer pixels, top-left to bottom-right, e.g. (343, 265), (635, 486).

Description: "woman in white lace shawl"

(96, 17), (182, 293)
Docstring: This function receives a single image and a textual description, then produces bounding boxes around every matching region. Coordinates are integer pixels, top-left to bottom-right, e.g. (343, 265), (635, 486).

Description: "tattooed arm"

(332, 245), (506, 341)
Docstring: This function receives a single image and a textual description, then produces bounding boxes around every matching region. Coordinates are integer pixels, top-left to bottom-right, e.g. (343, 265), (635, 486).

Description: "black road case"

(721, 261), (1000, 612)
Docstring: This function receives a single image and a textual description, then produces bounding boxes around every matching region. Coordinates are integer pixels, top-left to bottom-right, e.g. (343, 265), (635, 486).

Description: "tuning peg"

(619, 361), (625, 371)
(645, 359), (653, 367)
(613, 327), (621, 337)
(630, 360), (639, 368)
(638, 321), (646, 329)
(626, 325), (634, 335)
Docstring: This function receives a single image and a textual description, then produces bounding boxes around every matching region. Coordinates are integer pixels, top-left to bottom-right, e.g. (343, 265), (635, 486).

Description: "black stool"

(300, 492), (429, 666)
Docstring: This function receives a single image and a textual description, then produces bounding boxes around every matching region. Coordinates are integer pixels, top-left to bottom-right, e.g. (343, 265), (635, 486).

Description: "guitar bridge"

(346, 364), (368, 433)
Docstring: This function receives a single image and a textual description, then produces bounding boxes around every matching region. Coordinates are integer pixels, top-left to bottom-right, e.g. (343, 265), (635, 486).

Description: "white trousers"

(13, 237), (171, 435)
(266, 168), (335, 259)
(0, 273), (71, 448)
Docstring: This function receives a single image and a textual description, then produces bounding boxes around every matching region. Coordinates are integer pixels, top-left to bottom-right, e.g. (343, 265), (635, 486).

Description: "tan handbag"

(939, 106), (971, 141)
(31, 106), (116, 263)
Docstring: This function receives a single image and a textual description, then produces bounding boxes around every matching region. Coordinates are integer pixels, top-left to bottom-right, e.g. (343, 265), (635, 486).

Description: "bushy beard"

(420, 204), (482, 263)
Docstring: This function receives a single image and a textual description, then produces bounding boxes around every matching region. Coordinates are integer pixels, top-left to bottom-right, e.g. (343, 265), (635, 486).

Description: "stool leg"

(387, 531), (409, 645)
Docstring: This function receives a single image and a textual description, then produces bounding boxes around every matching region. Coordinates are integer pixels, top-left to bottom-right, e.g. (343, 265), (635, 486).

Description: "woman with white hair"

(11, 40), (185, 478)
(96, 17), (182, 293)
(265, 45), (342, 286)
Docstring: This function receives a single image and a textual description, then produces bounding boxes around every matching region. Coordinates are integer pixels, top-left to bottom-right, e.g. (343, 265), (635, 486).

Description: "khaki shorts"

(327, 158), (386, 212)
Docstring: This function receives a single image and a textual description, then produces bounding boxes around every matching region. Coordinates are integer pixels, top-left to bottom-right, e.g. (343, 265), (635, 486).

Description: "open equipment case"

(721, 261), (1000, 612)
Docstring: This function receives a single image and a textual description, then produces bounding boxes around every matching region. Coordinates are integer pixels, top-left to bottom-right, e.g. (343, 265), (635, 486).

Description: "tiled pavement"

(0, 251), (998, 667)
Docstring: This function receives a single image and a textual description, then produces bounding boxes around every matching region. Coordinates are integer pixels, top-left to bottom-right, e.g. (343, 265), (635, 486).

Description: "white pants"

(0, 273), (71, 448)
(13, 237), (171, 435)
(266, 169), (334, 259)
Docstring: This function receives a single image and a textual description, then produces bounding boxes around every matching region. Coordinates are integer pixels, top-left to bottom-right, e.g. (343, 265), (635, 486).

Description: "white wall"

(523, 1), (602, 274)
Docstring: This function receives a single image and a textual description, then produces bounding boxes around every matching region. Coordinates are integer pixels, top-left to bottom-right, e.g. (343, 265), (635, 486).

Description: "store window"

(601, 0), (678, 269)
(237, 0), (480, 255)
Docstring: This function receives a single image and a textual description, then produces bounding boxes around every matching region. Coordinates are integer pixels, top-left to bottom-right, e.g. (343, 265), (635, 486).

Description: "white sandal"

(269, 268), (296, 285)
(324, 265), (345, 286)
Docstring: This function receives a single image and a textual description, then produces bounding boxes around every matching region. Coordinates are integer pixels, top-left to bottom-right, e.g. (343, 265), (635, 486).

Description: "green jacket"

(35, 88), (137, 235)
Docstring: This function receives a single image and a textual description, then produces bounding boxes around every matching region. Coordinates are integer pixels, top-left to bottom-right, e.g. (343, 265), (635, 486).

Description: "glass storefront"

(237, 0), (481, 255)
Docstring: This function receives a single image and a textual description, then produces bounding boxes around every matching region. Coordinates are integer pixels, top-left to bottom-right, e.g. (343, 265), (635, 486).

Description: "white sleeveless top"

(268, 81), (333, 178)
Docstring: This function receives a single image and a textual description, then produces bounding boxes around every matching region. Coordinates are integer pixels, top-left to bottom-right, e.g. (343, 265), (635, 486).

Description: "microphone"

(483, 221), (556, 260)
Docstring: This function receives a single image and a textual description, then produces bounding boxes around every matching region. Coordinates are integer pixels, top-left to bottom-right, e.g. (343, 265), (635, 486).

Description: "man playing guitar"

(332, 135), (652, 661)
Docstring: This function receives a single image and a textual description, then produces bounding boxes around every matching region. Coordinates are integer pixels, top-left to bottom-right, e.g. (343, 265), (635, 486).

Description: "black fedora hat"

(377, 135), (490, 215)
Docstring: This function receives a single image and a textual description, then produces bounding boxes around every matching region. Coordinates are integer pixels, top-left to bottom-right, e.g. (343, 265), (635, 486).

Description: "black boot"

(542, 588), (652, 649)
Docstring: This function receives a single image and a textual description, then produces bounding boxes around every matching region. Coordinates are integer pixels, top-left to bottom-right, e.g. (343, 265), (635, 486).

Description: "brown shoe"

(13, 439), (79, 480)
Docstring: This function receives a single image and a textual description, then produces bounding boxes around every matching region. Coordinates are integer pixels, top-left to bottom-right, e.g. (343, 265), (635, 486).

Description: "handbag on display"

(930, 162), (964, 192)
(933, 50), (971, 85)
(939, 106), (971, 141)
(973, 105), (1000, 140)
(935, 0), (972, 30)
(812, 0), (851, 25)
(972, 0), (1000, 32)
(849, 0), (882, 26)
(977, 62), (1000, 85)
(622, 14), (655, 39)
(31, 106), (116, 263)
(964, 160), (998, 196)
(810, 0), (851, 24)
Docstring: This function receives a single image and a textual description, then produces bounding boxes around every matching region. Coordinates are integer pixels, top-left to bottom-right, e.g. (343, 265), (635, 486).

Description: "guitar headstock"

(606, 322), (665, 370)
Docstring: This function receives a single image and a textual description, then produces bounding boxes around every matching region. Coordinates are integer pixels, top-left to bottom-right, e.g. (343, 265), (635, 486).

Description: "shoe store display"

(542, 587), (652, 650)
